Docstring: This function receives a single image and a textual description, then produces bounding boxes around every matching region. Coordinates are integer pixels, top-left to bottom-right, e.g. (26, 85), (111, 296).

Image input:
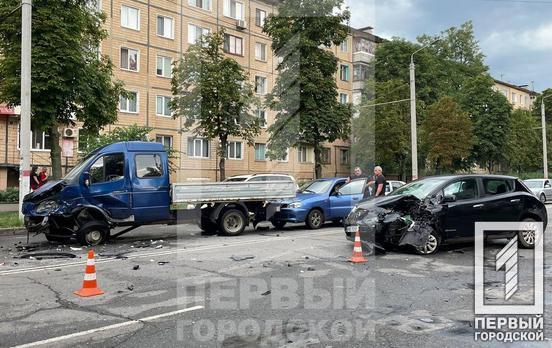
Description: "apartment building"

(0, 0), (356, 190)
(351, 26), (384, 109)
(494, 79), (537, 110)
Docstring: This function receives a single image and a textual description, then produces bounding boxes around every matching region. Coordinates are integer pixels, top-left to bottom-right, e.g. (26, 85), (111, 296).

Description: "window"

(483, 179), (513, 195)
(340, 39), (348, 52)
(340, 64), (350, 81)
(121, 5), (140, 30)
(135, 154), (163, 178)
(297, 146), (313, 163)
(338, 180), (365, 195)
(156, 96), (172, 117)
(340, 93), (349, 104)
(255, 76), (267, 95)
(156, 55), (172, 78)
(224, 34), (243, 55)
(188, 137), (209, 158)
(89, 153), (125, 184)
(321, 147), (331, 164)
(353, 64), (370, 81)
(340, 148), (350, 165)
(255, 42), (267, 61)
(120, 47), (138, 71)
(120, 92), (138, 113)
(188, 24), (210, 45)
(189, 0), (211, 10)
(256, 9), (266, 27)
(227, 141), (243, 160)
(256, 109), (267, 127)
(443, 179), (478, 200)
(157, 16), (173, 39)
(224, 0), (244, 20)
(255, 143), (266, 161)
(17, 127), (52, 151)
(511, 92), (517, 104)
(353, 37), (376, 54)
(156, 135), (173, 149)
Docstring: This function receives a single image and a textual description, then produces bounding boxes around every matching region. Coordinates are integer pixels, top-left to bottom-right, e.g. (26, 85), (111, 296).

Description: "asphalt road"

(1, 211), (552, 348)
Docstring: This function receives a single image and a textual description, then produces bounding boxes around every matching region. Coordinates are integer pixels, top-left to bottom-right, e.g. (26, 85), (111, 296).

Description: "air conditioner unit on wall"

(63, 128), (77, 138)
(236, 20), (247, 30)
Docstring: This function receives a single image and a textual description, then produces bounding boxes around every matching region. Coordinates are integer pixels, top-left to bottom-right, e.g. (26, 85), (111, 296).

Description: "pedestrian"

(38, 167), (48, 187)
(347, 166), (368, 183)
(30, 166), (40, 191)
(368, 166), (386, 197)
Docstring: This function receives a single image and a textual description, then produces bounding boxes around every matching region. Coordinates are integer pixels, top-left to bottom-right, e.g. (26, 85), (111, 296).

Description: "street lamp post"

(542, 94), (551, 179)
(409, 38), (440, 181)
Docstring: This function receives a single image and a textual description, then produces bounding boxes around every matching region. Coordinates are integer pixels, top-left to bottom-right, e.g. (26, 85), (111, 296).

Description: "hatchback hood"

(23, 180), (65, 203)
(357, 194), (421, 210)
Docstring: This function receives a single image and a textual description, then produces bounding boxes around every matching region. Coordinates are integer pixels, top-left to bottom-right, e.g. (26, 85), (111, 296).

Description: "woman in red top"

(38, 167), (48, 187)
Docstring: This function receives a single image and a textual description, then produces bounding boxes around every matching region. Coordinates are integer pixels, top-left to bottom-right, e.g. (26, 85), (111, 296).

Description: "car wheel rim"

(419, 234), (437, 254)
(86, 230), (102, 245)
(310, 212), (322, 227)
(521, 222), (537, 245)
(541, 194), (546, 202)
(224, 213), (243, 233)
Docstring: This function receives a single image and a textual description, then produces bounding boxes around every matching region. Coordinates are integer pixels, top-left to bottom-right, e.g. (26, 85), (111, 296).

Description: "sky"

(346, 0), (552, 92)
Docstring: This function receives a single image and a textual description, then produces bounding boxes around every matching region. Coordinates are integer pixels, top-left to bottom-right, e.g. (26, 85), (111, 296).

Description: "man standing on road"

(347, 166), (368, 182)
(368, 166), (386, 197)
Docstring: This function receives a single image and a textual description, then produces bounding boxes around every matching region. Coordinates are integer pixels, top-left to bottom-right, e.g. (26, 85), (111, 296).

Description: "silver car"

(524, 179), (552, 203)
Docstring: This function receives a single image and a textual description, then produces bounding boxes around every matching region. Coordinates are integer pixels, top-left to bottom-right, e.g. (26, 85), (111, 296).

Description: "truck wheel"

(271, 220), (287, 230)
(306, 209), (324, 230)
(219, 209), (246, 236)
(76, 221), (109, 246)
(200, 219), (218, 235)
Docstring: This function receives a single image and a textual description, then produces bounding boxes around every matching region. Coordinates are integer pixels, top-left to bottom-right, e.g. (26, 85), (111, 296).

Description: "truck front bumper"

(24, 215), (50, 234)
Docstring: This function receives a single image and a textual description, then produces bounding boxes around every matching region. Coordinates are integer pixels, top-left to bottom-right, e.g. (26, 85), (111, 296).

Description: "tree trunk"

(218, 135), (228, 181)
(313, 144), (322, 179)
(49, 125), (63, 179)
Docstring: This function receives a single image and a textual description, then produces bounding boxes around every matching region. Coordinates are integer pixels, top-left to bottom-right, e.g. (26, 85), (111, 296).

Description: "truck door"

(131, 152), (171, 223)
(84, 152), (132, 220)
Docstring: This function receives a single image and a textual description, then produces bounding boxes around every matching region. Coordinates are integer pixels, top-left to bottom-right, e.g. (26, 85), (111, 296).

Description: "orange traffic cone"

(74, 250), (104, 297)
(348, 229), (367, 263)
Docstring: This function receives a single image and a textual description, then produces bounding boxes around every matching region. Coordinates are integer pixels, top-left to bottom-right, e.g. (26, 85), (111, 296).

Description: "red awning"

(0, 105), (16, 115)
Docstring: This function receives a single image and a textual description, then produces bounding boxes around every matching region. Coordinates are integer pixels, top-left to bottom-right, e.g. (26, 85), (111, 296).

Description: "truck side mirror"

(82, 172), (91, 187)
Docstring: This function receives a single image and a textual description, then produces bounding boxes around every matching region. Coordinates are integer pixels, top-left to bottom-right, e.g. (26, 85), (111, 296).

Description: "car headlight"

(348, 207), (368, 221)
(35, 200), (59, 214)
(288, 202), (302, 209)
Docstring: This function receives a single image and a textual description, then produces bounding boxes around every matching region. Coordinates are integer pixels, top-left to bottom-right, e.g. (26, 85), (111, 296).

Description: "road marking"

(0, 230), (340, 276)
(11, 305), (204, 348)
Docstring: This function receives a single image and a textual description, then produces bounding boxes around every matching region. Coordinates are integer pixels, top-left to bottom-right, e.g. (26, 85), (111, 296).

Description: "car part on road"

(306, 209), (324, 229)
(230, 255), (255, 261)
(19, 252), (77, 259)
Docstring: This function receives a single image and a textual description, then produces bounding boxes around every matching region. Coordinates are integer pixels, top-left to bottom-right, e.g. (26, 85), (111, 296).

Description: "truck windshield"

(63, 154), (96, 183)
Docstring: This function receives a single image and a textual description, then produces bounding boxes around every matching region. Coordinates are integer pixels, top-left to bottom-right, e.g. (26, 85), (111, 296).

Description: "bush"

(0, 188), (19, 203)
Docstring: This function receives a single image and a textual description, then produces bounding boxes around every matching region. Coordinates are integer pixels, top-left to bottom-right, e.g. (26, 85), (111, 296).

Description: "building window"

(157, 16), (174, 39)
(511, 92), (517, 104)
(254, 143), (266, 161)
(353, 64), (370, 81)
(189, 0), (211, 11)
(340, 64), (350, 81)
(340, 148), (350, 165)
(156, 55), (172, 78)
(340, 39), (348, 52)
(156, 96), (172, 117)
(120, 92), (138, 113)
(256, 9), (266, 27)
(224, 34), (243, 55)
(340, 93), (349, 104)
(121, 5), (140, 30)
(227, 141), (243, 160)
(156, 135), (173, 149)
(188, 137), (209, 158)
(255, 42), (267, 61)
(353, 37), (375, 54)
(321, 147), (331, 164)
(120, 47), (138, 71)
(256, 109), (267, 127)
(297, 146), (313, 163)
(255, 76), (267, 95)
(223, 0), (244, 20)
(18, 127), (52, 151)
(188, 24), (210, 45)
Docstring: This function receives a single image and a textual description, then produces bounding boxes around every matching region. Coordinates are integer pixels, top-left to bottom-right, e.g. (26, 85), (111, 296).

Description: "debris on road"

(127, 284), (134, 291)
(19, 252), (77, 260)
(98, 251), (134, 259)
(70, 247), (83, 251)
(132, 265), (140, 270)
(261, 290), (271, 296)
(307, 267), (315, 271)
(230, 255), (255, 261)
(157, 261), (170, 265)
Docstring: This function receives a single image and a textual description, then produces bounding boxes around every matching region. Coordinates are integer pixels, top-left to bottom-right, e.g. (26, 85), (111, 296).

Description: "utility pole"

(542, 95), (551, 179)
(19, 0), (32, 221)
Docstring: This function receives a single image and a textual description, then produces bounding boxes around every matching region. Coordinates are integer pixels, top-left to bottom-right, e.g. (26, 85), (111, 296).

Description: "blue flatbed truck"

(22, 142), (297, 245)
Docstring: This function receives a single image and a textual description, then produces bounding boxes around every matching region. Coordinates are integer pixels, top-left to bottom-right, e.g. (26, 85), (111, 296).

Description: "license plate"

(276, 206), (281, 212)
(346, 225), (359, 233)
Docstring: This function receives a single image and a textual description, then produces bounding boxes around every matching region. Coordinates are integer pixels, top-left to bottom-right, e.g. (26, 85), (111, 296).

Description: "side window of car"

(89, 153), (125, 184)
(248, 176), (266, 182)
(135, 154), (163, 179)
(392, 182), (403, 190)
(270, 176), (291, 182)
(385, 183), (391, 193)
(339, 180), (365, 195)
(483, 179), (512, 195)
(443, 179), (478, 201)
(332, 182), (345, 195)
(545, 180), (551, 188)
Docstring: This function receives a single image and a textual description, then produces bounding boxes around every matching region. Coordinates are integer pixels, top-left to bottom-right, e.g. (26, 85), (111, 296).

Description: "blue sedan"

(272, 177), (367, 229)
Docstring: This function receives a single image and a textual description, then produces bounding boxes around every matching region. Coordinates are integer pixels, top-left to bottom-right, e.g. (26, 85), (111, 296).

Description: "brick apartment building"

(0, 0), (381, 190)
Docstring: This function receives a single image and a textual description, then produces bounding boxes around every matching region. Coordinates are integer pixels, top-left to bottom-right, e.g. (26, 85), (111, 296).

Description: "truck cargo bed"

(171, 181), (297, 203)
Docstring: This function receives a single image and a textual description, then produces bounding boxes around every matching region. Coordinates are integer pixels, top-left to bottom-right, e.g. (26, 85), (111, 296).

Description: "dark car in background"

(344, 175), (547, 255)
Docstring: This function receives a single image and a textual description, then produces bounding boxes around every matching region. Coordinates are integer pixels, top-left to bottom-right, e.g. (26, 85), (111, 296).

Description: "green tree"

(0, 0), (125, 179)
(171, 31), (260, 181)
(505, 109), (541, 174)
(263, 0), (352, 178)
(79, 125), (153, 158)
(459, 75), (512, 172)
(421, 96), (473, 174)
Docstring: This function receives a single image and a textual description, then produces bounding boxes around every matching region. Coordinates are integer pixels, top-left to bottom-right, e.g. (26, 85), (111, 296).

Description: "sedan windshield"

(300, 180), (333, 194)
(524, 181), (542, 189)
(389, 178), (449, 200)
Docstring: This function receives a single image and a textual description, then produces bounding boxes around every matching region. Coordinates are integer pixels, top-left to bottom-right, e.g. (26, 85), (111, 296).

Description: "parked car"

(344, 175), (547, 255)
(523, 179), (552, 203)
(225, 173), (297, 188)
(366, 180), (406, 196)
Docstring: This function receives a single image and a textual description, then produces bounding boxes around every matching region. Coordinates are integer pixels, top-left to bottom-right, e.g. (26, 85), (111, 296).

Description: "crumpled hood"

(357, 194), (421, 210)
(23, 180), (65, 203)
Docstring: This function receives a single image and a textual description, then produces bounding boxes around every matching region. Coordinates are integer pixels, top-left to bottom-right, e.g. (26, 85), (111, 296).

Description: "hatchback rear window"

(483, 179), (513, 195)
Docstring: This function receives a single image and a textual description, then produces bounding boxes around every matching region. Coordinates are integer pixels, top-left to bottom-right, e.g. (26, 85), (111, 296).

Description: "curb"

(0, 228), (26, 236)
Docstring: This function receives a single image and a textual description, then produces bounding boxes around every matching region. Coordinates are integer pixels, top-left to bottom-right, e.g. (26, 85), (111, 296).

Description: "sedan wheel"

(518, 218), (539, 249)
(306, 209), (324, 230)
(415, 232), (440, 255)
(540, 193), (546, 203)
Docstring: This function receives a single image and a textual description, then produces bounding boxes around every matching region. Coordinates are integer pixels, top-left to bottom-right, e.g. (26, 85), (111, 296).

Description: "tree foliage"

(263, 0), (352, 178)
(79, 125), (153, 158)
(505, 109), (541, 174)
(171, 31), (261, 180)
(0, 0), (125, 179)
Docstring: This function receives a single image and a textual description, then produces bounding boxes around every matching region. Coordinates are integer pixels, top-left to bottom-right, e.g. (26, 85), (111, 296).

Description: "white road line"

(11, 305), (204, 348)
(0, 230), (340, 276)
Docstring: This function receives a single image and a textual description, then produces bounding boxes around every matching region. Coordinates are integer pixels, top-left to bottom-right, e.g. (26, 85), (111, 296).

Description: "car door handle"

(352, 197), (359, 200)
(510, 199), (521, 203)
(473, 204), (484, 208)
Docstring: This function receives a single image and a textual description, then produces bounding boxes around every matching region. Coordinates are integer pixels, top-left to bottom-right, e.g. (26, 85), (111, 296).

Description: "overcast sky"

(346, 0), (552, 92)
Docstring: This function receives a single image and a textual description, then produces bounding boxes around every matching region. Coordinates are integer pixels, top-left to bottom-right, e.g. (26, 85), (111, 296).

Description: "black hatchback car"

(344, 175), (547, 255)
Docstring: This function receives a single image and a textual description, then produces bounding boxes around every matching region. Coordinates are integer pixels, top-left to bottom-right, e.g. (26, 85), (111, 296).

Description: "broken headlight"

(288, 201), (302, 209)
(349, 207), (368, 221)
(35, 200), (59, 214)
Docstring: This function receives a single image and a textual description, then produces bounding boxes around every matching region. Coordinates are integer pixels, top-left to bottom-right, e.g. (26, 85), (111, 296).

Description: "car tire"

(271, 220), (287, 230)
(414, 231), (441, 255)
(306, 209), (324, 230)
(76, 221), (109, 246)
(219, 209), (246, 236)
(540, 193), (546, 203)
(518, 218), (538, 249)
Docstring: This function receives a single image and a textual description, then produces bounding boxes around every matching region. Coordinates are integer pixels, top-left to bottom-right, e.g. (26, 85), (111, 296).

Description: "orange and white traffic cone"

(348, 229), (367, 263)
(74, 250), (104, 297)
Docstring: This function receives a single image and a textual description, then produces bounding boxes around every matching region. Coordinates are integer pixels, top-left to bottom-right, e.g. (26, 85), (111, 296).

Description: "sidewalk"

(0, 204), (18, 212)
